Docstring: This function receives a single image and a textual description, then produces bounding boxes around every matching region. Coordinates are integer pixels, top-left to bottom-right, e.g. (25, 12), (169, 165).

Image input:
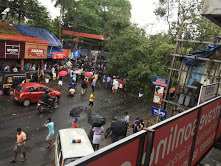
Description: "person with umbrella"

(88, 114), (105, 150)
(92, 126), (104, 151)
(72, 115), (79, 128)
(110, 119), (127, 143)
(57, 70), (67, 90)
(70, 106), (84, 128)
(57, 75), (63, 90)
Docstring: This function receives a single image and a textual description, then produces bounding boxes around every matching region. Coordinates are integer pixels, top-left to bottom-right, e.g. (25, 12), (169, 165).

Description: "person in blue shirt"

(72, 115), (79, 128)
(72, 73), (77, 82)
(134, 120), (144, 133)
(106, 75), (111, 89)
(43, 118), (54, 149)
(69, 81), (77, 90)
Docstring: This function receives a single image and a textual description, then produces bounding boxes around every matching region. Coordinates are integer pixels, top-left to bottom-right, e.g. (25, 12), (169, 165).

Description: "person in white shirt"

(4, 65), (9, 71)
(32, 64), (36, 70)
(114, 79), (119, 94)
(124, 112), (129, 137)
(124, 112), (129, 126)
(51, 66), (55, 75)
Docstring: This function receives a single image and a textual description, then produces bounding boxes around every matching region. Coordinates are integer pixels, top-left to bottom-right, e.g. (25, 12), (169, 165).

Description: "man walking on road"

(10, 128), (27, 163)
(106, 75), (111, 89)
(89, 92), (95, 111)
(124, 112), (129, 137)
(43, 118), (54, 149)
(91, 78), (96, 92)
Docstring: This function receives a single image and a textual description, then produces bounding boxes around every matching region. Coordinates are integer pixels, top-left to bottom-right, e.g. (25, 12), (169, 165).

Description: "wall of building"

(179, 61), (221, 94)
(24, 42), (48, 59)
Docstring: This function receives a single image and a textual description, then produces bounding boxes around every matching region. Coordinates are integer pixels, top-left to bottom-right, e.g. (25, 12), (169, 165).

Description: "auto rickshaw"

(0, 70), (39, 95)
(25, 70), (38, 82)
(0, 71), (26, 95)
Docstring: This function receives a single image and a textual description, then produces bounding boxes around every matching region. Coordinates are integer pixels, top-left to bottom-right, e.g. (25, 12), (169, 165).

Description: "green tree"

(106, 26), (175, 100)
(52, 0), (131, 35)
(0, 0), (52, 27)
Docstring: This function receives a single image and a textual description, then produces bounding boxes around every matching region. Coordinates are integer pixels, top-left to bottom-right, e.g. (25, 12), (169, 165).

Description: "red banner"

(87, 138), (141, 166)
(29, 48), (44, 56)
(191, 98), (221, 165)
(150, 110), (199, 166)
(53, 52), (68, 59)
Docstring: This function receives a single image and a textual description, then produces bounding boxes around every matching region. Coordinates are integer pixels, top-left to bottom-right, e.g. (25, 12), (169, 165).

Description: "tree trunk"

(18, 11), (21, 25)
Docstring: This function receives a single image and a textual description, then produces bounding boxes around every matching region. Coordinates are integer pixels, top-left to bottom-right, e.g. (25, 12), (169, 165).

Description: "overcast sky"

(38, 0), (168, 35)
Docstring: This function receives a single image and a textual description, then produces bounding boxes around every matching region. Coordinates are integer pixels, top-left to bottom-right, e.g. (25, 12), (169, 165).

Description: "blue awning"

(47, 47), (64, 58)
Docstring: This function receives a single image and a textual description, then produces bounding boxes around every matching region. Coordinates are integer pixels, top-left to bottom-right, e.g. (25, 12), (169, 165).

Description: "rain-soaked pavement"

(0, 77), (153, 166)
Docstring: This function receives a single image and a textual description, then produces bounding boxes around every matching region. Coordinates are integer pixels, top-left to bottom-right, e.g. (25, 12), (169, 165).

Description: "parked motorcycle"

(37, 96), (58, 113)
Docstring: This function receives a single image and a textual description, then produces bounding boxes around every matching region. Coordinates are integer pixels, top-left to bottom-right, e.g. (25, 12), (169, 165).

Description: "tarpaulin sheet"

(13, 24), (62, 47)
(184, 44), (221, 66)
(47, 47), (64, 58)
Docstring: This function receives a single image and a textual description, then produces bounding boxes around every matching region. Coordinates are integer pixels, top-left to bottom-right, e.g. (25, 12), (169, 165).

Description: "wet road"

(0, 78), (153, 166)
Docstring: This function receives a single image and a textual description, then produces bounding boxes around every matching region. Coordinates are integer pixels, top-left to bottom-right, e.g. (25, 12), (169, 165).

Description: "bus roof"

(59, 128), (94, 159)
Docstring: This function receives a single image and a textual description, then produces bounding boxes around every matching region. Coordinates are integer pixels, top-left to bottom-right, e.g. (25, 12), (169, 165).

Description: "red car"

(13, 83), (61, 106)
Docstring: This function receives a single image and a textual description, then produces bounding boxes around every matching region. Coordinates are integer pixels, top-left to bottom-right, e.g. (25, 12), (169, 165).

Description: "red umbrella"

(59, 70), (67, 76)
(85, 72), (92, 77)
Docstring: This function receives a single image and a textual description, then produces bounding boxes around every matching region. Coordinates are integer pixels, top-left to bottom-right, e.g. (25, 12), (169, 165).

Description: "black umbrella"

(88, 114), (106, 127)
(70, 106), (84, 117)
(111, 119), (127, 136)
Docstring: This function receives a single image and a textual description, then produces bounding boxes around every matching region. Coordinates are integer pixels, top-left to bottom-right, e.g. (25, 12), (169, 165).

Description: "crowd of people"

(7, 58), (146, 163)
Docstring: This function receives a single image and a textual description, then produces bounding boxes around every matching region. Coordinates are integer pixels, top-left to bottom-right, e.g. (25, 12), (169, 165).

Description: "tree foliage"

(0, 0), (52, 30)
(52, 0), (131, 36)
(106, 26), (175, 100)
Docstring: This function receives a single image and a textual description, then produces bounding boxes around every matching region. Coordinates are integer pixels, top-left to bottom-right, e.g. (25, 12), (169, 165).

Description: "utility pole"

(162, 10), (185, 116)
(59, 8), (62, 41)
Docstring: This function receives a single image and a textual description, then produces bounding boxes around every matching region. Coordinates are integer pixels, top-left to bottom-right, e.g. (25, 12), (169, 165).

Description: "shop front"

(24, 42), (48, 70)
(0, 40), (25, 71)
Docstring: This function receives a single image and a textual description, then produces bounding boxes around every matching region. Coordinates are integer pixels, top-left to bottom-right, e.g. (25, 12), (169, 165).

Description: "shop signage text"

(5, 44), (20, 58)
(29, 48), (44, 56)
(152, 76), (168, 87)
(152, 106), (167, 118)
(53, 52), (68, 59)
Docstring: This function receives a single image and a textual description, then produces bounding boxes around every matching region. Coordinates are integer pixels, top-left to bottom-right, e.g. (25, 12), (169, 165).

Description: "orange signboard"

(53, 52), (68, 59)
(29, 48), (44, 56)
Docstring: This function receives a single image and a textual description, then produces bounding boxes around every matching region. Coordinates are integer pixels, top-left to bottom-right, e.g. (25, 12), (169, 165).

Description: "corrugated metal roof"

(0, 34), (52, 44)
